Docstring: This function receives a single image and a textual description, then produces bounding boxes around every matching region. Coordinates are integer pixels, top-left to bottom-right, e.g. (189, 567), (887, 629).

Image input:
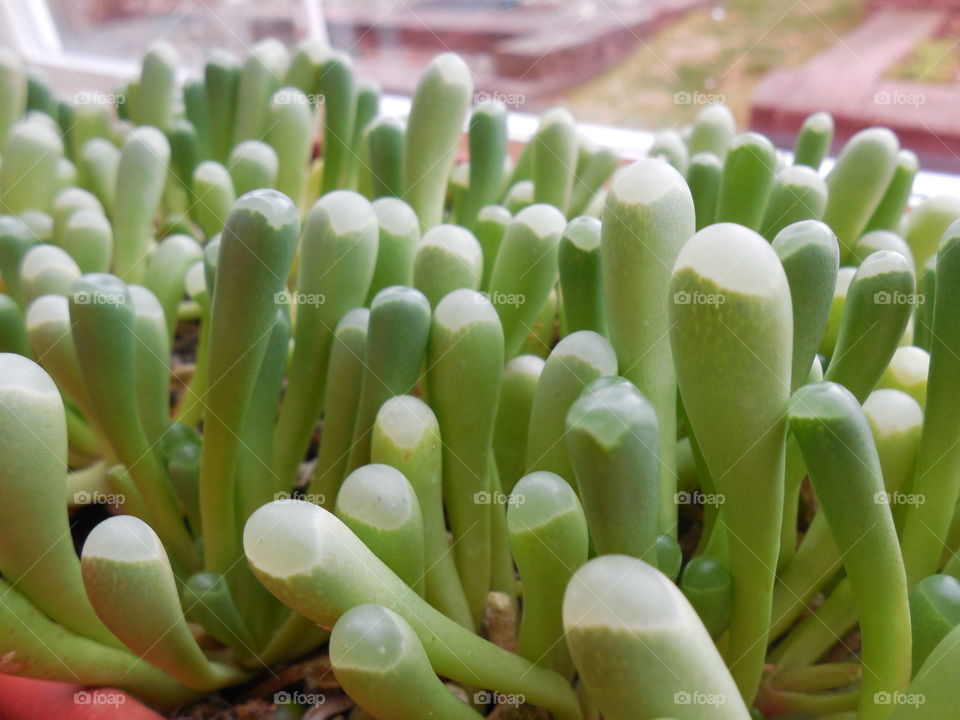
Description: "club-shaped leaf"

(823, 250), (914, 402)
(790, 382), (911, 720)
(144, 233), (203, 339)
(403, 53), (473, 230)
(488, 203), (565, 359)
(82, 516), (247, 690)
(759, 165), (827, 241)
(268, 87), (313, 203)
(77, 138), (120, 215)
(346, 286), (431, 472)
(822, 127), (899, 262)
(371, 394), (473, 629)
(531, 108), (577, 213)
(526, 331), (617, 487)
(462, 101), (508, 230)
(681, 554), (732, 638)
(508, 471), (587, 677)
(493, 354), (545, 494)
(19, 244), (81, 305)
(62, 208), (112, 274)
(903, 195), (960, 271)
(367, 197), (420, 302)
(138, 42), (177, 131)
(566, 377), (660, 563)
(204, 50), (240, 164)
(688, 104), (735, 159)
(191, 161), (236, 240)
(791, 111), (833, 170)
(564, 555), (750, 720)
(229, 140), (279, 196)
(200, 190), (299, 575)
(865, 150), (919, 234)
(0, 118), (62, 215)
(367, 115), (404, 199)
(331, 604), (484, 720)
(112, 127), (169, 284)
(772, 220), (840, 391)
(568, 141), (618, 219)
(714, 132), (777, 230)
(603, 158), (695, 533)
(0, 353), (118, 646)
(558, 216), (606, 336)
(335, 464), (426, 594)
(232, 39), (288, 144)
(669, 222), (792, 702)
(412, 223), (483, 307)
(909, 574), (960, 674)
(426, 289), (503, 627)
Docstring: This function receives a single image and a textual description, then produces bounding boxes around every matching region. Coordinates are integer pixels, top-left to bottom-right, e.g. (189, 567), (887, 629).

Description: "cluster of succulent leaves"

(1, 36), (960, 720)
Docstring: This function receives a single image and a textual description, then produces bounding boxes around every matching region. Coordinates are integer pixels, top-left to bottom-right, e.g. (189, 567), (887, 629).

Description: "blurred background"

(5, 0), (960, 169)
